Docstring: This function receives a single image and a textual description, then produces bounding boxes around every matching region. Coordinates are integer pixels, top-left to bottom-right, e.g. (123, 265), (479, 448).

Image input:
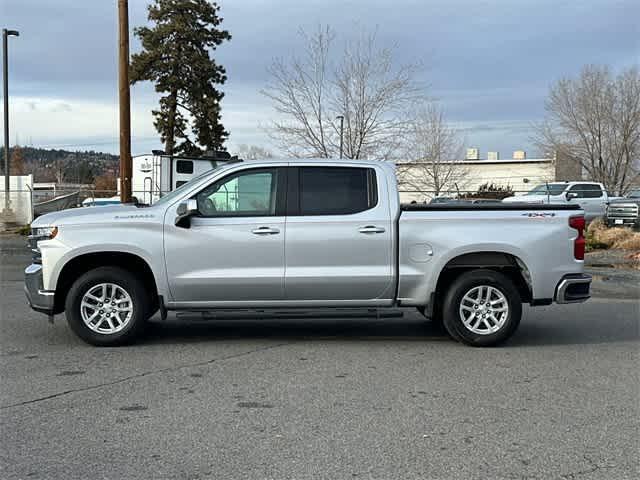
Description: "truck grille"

(608, 204), (638, 218)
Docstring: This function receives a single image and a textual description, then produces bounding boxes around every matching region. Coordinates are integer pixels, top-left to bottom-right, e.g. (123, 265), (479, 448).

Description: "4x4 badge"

(522, 212), (556, 218)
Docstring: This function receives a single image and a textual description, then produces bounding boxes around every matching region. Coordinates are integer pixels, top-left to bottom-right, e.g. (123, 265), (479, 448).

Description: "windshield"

(152, 166), (226, 207)
(627, 189), (640, 199)
(526, 183), (567, 196)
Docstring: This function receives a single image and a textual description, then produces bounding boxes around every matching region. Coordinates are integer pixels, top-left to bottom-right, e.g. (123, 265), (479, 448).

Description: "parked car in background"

(82, 196), (122, 207)
(467, 198), (504, 205)
(606, 188), (640, 228)
(429, 196), (457, 204)
(503, 181), (611, 221)
(26, 160), (591, 348)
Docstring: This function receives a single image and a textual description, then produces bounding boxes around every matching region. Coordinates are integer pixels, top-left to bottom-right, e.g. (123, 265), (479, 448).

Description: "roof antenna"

(546, 181), (550, 204)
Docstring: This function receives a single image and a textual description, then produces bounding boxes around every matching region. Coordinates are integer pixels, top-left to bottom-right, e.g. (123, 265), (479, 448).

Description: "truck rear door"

(284, 165), (394, 304)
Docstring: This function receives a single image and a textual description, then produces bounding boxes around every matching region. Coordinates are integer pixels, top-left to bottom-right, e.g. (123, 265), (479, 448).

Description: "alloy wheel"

(458, 285), (509, 335)
(80, 283), (133, 335)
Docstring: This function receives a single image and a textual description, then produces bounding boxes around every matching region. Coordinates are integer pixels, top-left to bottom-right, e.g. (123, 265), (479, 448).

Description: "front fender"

(42, 222), (169, 299)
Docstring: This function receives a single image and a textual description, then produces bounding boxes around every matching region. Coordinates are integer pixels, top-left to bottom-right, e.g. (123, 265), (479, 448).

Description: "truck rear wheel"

(442, 269), (522, 347)
(65, 267), (149, 346)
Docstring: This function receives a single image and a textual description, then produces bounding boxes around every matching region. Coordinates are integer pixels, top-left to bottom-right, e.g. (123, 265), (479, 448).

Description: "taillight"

(569, 215), (585, 260)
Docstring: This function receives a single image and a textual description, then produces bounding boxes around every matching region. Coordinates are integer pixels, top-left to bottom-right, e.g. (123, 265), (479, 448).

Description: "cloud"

(49, 102), (73, 113)
(10, 96), (156, 153)
(2, 0), (638, 156)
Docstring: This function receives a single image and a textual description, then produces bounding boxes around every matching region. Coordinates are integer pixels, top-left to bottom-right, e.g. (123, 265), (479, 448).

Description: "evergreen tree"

(131, 0), (231, 155)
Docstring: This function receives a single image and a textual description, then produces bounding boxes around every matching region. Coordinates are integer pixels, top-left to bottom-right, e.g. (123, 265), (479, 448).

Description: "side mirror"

(175, 199), (198, 228)
(565, 192), (578, 201)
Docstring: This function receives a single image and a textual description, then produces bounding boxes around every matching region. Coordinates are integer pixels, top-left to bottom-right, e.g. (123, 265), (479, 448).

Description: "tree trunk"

(165, 88), (178, 155)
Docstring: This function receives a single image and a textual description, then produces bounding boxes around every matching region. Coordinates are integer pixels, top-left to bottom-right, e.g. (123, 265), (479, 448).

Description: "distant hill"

(0, 146), (119, 183)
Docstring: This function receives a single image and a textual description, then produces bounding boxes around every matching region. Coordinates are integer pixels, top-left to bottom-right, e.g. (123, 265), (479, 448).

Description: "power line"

(21, 136), (160, 150)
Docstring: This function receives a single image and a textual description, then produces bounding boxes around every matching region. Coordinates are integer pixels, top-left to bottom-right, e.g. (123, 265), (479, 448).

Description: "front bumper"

(555, 274), (592, 304)
(606, 217), (639, 227)
(24, 264), (55, 315)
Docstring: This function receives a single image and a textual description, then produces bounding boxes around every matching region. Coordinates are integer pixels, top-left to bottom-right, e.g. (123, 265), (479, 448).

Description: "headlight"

(28, 226), (58, 264)
(32, 226), (58, 239)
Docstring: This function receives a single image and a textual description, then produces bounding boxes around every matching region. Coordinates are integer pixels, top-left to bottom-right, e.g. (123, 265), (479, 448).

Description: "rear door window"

(297, 167), (377, 216)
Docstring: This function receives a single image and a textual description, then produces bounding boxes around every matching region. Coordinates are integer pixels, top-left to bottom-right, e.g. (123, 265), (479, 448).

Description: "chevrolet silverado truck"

(25, 160), (591, 347)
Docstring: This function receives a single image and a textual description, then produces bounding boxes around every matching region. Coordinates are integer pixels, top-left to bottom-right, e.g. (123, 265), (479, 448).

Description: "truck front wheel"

(442, 269), (522, 347)
(65, 267), (150, 346)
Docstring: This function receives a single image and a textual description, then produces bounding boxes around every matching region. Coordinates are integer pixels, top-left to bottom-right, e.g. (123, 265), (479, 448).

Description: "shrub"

(616, 235), (640, 251)
(460, 183), (514, 200)
(599, 228), (633, 245)
(15, 225), (30, 236)
(586, 218), (640, 251)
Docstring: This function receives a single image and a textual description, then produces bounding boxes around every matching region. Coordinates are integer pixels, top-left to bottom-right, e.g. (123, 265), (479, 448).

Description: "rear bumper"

(24, 264), (55, 315)
(555, 274), (592, 304)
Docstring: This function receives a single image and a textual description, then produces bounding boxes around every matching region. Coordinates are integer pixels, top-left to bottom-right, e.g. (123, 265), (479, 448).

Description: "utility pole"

(336, 115), (344, 159)
(118, 0), (132, 203)
(2, 28), (19, 220)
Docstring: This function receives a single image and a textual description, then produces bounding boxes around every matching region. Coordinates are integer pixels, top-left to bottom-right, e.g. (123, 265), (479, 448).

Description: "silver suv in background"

(503, 181), (610, 221)
(606, 188), (640, 228)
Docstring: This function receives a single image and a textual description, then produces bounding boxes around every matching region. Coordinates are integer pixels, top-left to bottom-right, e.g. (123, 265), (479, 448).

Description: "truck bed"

(397, 201), (584, 306)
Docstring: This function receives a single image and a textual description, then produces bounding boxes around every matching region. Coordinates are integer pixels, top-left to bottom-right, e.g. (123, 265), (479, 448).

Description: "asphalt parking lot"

(1, 234), (638, 480)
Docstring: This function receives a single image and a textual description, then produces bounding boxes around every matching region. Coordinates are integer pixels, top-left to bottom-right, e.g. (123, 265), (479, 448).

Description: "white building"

(396, 151), (581, 203)
(0, 174), (34, 225)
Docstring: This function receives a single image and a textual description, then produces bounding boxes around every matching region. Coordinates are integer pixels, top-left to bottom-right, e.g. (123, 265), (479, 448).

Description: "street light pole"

(336, 115), (344, 159)
(2, 28), (19, 218)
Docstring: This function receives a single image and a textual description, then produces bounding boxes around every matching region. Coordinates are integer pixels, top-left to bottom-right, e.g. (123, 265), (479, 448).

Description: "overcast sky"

(2, 0), (638, 158)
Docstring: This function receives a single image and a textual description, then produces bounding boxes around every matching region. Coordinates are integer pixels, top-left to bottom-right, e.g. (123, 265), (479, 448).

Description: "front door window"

(196, 169), (279, 217)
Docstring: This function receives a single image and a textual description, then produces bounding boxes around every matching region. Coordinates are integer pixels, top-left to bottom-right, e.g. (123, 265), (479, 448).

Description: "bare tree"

(262, 26), (422, 159)
(535, 65), (640, 194)
(396, 103), (467, 199)
(235, 144), (275, 160)
(93, 173), (118, 198)
(51, 156), (70, 184)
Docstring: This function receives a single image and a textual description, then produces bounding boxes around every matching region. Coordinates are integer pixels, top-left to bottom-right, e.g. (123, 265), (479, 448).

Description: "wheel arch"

(430, 251), (533, 316)
(53, 251), (159, 314)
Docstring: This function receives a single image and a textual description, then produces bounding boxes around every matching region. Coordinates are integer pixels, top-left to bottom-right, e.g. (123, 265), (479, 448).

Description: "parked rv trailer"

(131, 151), (238, 205)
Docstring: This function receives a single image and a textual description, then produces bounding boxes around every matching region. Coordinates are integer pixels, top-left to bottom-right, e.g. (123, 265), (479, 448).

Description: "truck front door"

(164, 167), (287, 304)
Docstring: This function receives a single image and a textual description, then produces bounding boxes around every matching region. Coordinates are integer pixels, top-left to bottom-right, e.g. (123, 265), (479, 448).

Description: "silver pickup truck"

(25, 160), (591, 347)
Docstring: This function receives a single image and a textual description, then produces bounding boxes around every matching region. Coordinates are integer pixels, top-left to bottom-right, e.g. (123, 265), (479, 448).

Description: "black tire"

(442, 269), (522, 347)
(65, 267), (150, 346)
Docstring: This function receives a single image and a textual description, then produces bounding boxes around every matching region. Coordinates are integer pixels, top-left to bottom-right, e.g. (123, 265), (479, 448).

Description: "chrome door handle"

(358, 225), (386, 234)
(252, 226), (280, 235)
